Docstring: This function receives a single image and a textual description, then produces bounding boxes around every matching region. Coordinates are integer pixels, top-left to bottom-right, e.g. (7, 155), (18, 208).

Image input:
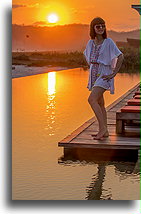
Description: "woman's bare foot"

(91, 130), (109, 138)
(103, 130), (109, 137)
(94, 129), (108, 140)
(94, 136), (104, 140)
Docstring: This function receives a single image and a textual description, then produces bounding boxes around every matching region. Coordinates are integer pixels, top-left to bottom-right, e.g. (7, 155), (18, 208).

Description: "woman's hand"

(102, 54), (124, 82)
(102, 73), (116, 81)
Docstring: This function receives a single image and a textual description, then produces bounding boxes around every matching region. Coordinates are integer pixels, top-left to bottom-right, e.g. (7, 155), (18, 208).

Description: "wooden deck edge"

(59, 116), (97, 143)
(58, 142), (140, 150)
(58, 82), (140, 144)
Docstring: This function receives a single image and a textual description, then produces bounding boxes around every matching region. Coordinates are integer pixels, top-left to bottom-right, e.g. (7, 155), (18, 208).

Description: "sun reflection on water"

(48, 72), (56, 95)
(45, 72), (56, 136)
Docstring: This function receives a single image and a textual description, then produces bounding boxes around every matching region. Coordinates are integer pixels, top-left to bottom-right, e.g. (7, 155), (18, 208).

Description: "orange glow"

(37, 2), (70, 26)
(12, 0), (140, 31)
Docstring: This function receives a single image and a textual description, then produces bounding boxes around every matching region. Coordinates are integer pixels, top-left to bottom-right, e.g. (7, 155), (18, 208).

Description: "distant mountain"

(12, 24), (140, 52)
(108, 30), (140, 44)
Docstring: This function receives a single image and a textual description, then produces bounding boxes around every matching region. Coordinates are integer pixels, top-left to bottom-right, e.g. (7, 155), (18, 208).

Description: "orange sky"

(12, 0), (140, 31)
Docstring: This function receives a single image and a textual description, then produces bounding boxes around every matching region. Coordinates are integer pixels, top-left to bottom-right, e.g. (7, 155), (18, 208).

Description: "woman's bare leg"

(98, 95), (109, 137)
(91, 95), (109, 137)
(88, 86), (107, 139)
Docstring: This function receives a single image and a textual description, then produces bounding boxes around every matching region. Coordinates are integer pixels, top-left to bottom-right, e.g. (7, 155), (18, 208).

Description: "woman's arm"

(102, 54), (124, 81)
(112, 54), (124, 75)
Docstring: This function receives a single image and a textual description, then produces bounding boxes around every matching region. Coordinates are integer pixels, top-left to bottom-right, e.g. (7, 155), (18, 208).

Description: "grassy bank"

(120, 47), (139, 71)
(12, 47), (139, 72)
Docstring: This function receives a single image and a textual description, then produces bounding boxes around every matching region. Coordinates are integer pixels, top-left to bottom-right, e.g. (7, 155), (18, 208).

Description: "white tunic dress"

(90, 42), (102, 89)
(83, 38), (122, 94)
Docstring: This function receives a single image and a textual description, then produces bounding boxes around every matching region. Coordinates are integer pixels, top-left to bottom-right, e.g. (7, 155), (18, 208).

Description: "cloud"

(79, 6), (96, 14)
(70, 8), (78, 14)
(69, 6), (96, 15)
(12, 4), (26, 9)
(28, 3), (39, 8)
(12, 3), (39, 9)
(33, 21), (48, 26)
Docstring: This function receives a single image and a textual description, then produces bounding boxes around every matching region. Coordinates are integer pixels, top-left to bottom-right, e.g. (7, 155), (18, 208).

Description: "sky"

(12, 0), (140, 31)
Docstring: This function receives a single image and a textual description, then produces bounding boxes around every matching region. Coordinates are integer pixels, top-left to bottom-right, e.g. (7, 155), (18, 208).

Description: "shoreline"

(12, 63), (140, 79)
(12, 65), (79, 79)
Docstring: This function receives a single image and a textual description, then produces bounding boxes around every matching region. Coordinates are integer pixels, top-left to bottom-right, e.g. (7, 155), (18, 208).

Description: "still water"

(12, 68), (140, 200)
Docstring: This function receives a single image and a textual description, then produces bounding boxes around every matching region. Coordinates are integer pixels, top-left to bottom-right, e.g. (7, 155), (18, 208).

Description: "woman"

(84, 17), (124, 140)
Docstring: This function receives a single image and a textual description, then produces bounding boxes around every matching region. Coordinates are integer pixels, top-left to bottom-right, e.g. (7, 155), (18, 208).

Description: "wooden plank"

(134, 95), (141, 99)
(121, 106), (140, 113)
(121, 127), (140, 133)
(76, 133), (140, 142)
(127, 99), (140, 106)
(87, 123), (140, 134)
(70, 139), (140, 146)
(94, 119), (116, 124)
(89, 124), (116, 129)
(87, 125), (116, 132)
(60, 117), (96, 143)
(71, 136), (139, 143)
(58, 140), (140, 150)
(135, 91), (141, 95)
(84, 129), (140, 137)
(106, 112), (116, 119)
(116, 110), (140, 120)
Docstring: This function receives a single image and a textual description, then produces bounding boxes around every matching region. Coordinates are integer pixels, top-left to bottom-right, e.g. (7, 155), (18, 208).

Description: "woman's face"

(94, 23), (106, 36)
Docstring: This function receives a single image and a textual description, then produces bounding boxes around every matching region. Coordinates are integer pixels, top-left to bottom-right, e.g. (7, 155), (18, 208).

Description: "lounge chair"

(127, 99), (140, 106)
(135, 91), (141, 95)
(133, 95), (141, 99)
(116, 105), (140, 134)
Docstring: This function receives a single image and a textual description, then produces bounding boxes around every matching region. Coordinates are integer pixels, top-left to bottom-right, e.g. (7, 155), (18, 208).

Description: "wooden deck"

(58, 83), (140, 151)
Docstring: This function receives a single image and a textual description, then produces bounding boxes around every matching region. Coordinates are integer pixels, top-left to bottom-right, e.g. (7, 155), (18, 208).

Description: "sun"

(47, 13), (59, 23)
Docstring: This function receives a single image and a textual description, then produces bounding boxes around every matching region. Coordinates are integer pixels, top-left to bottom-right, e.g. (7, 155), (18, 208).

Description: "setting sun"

(47, 13), (59, 23)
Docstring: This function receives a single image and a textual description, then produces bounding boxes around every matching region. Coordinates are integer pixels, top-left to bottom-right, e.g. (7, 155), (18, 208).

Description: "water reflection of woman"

(84, 17), (124, 140)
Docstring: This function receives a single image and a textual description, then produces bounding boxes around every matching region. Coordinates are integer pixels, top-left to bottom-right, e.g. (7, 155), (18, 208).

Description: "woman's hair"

(90, 17), (107, 39)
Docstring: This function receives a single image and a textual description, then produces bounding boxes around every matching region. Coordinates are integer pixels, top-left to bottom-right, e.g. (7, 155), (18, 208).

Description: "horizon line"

(12, 23), (140, 33)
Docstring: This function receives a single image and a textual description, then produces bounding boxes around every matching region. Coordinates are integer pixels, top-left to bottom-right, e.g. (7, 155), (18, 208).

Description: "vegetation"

(119, 47), (139, 72)
(12, 47), (139, 72)
(12, 51), (86, 68)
